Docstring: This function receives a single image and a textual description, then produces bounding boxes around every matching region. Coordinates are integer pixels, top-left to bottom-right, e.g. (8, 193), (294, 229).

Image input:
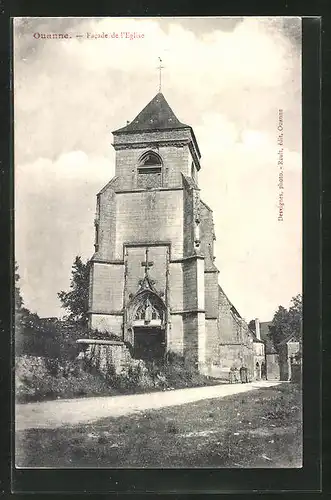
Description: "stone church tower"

(88, 92), (255, 375)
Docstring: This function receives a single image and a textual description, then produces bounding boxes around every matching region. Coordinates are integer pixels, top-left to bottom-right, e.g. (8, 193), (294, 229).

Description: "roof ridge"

(113, 92), (189, 134)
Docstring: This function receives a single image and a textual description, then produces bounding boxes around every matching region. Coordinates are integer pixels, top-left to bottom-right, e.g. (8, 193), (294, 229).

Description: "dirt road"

(16, 380), (281, 431)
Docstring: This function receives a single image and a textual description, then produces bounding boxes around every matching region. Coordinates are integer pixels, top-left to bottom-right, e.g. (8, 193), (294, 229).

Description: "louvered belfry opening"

(137, 152), (162, 189)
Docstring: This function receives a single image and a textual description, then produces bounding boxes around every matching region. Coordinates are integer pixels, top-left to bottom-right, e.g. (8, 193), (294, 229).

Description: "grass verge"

(16, 382), (302, 468)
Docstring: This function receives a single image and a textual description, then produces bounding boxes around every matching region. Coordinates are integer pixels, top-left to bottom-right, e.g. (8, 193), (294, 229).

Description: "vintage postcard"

(14, 16), (302, 469)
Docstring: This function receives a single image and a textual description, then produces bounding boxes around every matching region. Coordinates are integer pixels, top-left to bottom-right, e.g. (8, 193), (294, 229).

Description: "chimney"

(255, 318), (261, 340)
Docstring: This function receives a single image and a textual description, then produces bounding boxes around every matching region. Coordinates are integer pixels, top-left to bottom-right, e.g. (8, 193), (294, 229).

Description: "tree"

(15, 262), (31, 328)
(15, 262), (42, 355)
(58, 256), (90, 326)
(15, 262), (23, 311)
(15, 261), (91, 358)
(269, 294), (302, 351)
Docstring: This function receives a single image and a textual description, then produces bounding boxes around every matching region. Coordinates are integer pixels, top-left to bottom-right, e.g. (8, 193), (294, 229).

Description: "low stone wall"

(77, 339), (133, 376)
(207, 365), (230, 380)
(15, 354), (114, 402)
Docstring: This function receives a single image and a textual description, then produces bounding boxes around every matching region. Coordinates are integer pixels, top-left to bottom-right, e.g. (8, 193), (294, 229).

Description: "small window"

(137, 152), (162, 189)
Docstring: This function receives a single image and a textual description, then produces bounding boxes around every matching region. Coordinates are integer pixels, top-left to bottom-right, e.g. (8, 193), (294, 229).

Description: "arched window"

(137, 152), (162, 189)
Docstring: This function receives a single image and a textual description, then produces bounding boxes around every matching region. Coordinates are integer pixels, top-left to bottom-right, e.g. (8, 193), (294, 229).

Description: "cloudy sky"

(14, 16), (302, 322)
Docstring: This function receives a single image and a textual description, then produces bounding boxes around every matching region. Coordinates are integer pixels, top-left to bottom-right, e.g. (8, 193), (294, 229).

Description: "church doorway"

(133, 327), (166, 363)
(127, 278), (167, 365)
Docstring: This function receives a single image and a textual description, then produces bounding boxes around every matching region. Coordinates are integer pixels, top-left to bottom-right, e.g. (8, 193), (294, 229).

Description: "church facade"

(87, 92), (256, 376)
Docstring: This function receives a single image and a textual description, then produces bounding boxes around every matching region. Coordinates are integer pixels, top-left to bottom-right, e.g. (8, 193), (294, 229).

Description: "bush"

(15, 355), (114, 402)
(15, 347), (219, 403)
(16, 317), (123, 362)
(113, 360), (156, 393)
(138, 352), (216, 391)
(291, 364), (302, 385)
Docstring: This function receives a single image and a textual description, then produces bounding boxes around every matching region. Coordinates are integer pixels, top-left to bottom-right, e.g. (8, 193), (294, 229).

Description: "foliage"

(15, 262), (23, 311)
(15, 262), (43, 355)
(269, 294), (302, 351)
(15, 262), (32, 329)
(89, 330), (123, 342)
(15, 355), (114, 403)
(16, 346), (218, 403)
(16, 315), (91, 360)
(58, 256), (90, 326)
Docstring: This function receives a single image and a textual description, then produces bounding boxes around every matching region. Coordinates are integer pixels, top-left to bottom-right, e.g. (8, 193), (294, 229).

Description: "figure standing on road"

(229, 364), (239, 383)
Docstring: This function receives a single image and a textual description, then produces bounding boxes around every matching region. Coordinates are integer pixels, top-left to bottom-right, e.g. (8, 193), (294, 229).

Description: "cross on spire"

(141, 248), (154, 277)
(157, 57), (164, 92)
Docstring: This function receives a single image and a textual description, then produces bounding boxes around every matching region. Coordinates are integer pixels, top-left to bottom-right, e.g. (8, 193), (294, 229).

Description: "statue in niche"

(145, 299), (153, 323)
(135, 296), (161, 324)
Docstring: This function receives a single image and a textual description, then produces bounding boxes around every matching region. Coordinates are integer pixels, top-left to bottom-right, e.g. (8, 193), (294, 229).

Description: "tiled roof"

(277, 332), (300, 346)
(252, 334), (265, 344)
(113, 93), (189, 134)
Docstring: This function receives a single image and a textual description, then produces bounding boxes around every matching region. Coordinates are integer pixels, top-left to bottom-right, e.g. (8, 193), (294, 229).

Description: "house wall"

(266, 353), (280, 380)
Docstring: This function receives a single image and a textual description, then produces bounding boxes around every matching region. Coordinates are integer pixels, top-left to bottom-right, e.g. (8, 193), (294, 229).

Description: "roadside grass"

(16, 382), (302, 468)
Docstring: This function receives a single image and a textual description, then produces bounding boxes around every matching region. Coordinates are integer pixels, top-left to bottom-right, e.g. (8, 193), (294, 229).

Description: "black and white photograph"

(14, 16), (302, 469)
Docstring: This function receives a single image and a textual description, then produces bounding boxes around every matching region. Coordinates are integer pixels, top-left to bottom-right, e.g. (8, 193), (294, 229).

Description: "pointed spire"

(113, 93), (189, 134)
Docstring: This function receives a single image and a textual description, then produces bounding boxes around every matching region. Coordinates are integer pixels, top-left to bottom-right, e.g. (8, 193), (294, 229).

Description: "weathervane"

(157, 57), (164, 92)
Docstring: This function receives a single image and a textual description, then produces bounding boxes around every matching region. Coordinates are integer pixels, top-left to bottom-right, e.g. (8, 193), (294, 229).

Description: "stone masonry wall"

(87, 111), (254, 374)
(95, 184), (117, 261)
(113, 143), (191, 191)
(168, 262), (183, 311)
(124, 246), (167, 302)
(84, 342), (132, 376)
(182, 259), (198, 310)
(205, 318), (219, 365)
(205, 272), (219, 319)
(183, 178), (194, 257)
(199, 201), (216, 271)
(217, 285), (254, 373)
(115, 190), (183, 260)
(182, 312), (199, 366)
(218, 287), (242, 344)
(90, 262), (124, 313)
(168, 314), (184, 355)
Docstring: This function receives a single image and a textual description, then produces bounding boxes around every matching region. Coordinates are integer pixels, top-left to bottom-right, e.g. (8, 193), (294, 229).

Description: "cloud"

(15, 153), (112, 316)
(196, 112), (301, 321)
(14, 16), (301, 163)
(14, 17), (302, 320)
